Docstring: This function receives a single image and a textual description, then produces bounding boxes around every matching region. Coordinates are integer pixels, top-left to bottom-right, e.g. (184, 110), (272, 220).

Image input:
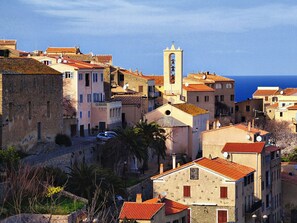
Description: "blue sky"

(1, 0), (297, 76)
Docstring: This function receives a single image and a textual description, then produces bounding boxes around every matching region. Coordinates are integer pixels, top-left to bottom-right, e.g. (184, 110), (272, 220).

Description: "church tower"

(163, 43), (183, 104)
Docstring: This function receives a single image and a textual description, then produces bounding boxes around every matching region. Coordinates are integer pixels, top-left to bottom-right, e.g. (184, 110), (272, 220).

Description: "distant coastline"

(227, 75), (297, 102)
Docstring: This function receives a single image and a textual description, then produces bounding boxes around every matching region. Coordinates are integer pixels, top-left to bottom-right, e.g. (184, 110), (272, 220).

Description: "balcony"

(246, 200), (262, 214)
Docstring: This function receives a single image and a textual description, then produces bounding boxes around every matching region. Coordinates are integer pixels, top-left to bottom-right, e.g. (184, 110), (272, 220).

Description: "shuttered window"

(220, 187), (228, 198)
(183, 186), (191, 197)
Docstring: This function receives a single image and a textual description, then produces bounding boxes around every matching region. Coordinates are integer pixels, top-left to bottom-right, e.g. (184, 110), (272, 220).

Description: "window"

(280, 112), (283, 117)
(80, 112), (82, 119)
(28, 101), (32, 120)
(9, 102), (13, 121)
(173, 220), (179, 223)
(230, 94), (234, 101)
(79, 94), (83, 103)
(246, 105), (250, 112)
(85, 73), (90, 86)
(220, 95), (224, 102)
(93, 73), (98, 82)
(138, 86), (143, 93)
(220, 187), (228, 198)
(244, 176), (247, 186)
(235, 105), (239, 112)
(196, 96), (199, 102)
(251, 174), (254, 182)
(226, 83), (233, 88)
(87, 94), (92, 103)
(64, 71), (73, 79)
(205, 96), (209, 102)
(265, 96), (268, 101)
(183, 186), (191, 197)
(181, 217), (186, 223)
(215, 83), (222, 89)
(101, 73), (104, 81)
(42, 60), (51, 65)
(47, 101), (50, 118)
(266, 194), (270, 208)
(88, 111), (90, 118)
(215, 95), (219, 102)
(78, 73), (83, 80)
(190, 168), (199, 180)
(93, 93), (99, 102)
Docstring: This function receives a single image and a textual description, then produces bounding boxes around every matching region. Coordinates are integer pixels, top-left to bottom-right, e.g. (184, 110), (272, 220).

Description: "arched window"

(169, 53), (175, 84)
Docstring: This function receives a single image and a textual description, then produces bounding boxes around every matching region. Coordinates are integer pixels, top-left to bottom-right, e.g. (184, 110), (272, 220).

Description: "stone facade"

(0, 58), (63, 151)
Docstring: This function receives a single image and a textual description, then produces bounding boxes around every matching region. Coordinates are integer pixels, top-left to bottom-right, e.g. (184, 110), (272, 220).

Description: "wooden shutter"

(220, 187), (228, 198)
(218, 210), (227, 223)
(183, 186), (191, 197)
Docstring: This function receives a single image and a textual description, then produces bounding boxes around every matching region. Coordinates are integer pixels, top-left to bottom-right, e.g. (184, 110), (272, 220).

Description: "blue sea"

(227, 76), (297, 102)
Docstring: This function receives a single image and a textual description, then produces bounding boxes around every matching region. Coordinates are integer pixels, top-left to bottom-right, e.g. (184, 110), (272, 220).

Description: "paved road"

(22, 136), (102, 166)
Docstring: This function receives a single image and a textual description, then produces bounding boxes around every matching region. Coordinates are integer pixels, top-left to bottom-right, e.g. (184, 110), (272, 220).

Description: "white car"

(96, 131), (117, 141)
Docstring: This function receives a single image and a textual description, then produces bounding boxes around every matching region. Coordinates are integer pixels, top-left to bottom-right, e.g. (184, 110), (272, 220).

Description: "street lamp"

(251, 214), (268, 223)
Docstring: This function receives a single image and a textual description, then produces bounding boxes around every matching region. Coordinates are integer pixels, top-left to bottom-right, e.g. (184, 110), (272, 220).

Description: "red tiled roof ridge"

(143, 197), (188, 215)
(222, 142), (265, 153)
(119, 202), (164, 220)
(172, 103), (208, 116)
(183, 83), (214, 92)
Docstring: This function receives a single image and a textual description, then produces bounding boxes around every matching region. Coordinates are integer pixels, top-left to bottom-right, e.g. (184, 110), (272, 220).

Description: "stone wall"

(1, 74), (63, 151)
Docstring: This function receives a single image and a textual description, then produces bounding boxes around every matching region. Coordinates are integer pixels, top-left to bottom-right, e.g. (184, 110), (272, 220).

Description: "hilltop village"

(0, 40), (297, 223)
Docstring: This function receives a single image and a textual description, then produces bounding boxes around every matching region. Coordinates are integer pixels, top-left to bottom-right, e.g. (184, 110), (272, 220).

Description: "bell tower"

(163, 43), (183, 104)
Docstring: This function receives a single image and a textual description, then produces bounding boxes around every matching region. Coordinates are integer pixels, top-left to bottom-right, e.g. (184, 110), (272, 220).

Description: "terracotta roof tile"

(172, 103), (208, 116)
(267, 103), (278, 109)
(46, 47), (81, 54)
(95, 55), (112, 64)
(0, 58), (61, 75)
(281, 88), (297, 96)
(196, 157), (254, 181)
(0, 40), (16, 45)
(144, 198), (188, 215)
(147, 75), (164, 85)
(119, 202), (164, 220)
(188, 73), (234, 82)
(152, 157), (254, 181)
(58, 58), (104, 69)
(253, 89), (278, 96)
(234, 124), (269, 135)
(113, 95), (143, 105)
(288, 105), (297, 110)
(222, 142), (265, 153)
(183, 84), (214, 92)
(120, 69), (154, 81)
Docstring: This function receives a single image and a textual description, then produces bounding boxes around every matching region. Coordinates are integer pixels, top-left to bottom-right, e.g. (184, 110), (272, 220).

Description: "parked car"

(96, 131), (117, 142)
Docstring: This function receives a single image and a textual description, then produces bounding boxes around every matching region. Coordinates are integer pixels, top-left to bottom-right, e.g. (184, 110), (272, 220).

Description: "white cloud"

(20, 0), (297, 35)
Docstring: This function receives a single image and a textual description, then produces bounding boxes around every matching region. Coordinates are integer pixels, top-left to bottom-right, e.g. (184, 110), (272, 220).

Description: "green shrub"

(55, 134), (72, 147)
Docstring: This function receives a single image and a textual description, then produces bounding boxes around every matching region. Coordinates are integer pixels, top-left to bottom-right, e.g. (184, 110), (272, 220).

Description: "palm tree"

(102, 127), (147, 174)
(135, 119), (167, 170)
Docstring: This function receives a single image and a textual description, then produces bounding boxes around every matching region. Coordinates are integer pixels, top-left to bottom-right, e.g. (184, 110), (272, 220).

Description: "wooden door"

(218, 210), (227, 223)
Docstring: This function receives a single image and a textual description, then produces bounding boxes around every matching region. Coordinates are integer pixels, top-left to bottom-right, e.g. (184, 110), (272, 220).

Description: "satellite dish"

(246, 134), (251, 140)
(185, 82), (189, 87)
(57, 58), (62, 63)
(202, 74), (207, 80)
(280, 91), (284, 95)
(256, 135), (262, 142)
(223, 152), (229, 158)
(161, 191), (167, 197)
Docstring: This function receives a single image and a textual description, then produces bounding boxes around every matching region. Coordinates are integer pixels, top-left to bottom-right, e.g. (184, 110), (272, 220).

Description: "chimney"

(172, 153), (176, 169)
(160, 163), (164, 174)
(206, 120), (210, 130)
(177, 163), (180, 167)
(136, 194), (142, 203)
(252, 119), (255, 128)
(248, 121), (251, 132)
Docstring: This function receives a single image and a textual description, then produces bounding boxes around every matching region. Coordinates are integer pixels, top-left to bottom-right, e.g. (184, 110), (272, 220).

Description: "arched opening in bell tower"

(169, 53), (175, 84)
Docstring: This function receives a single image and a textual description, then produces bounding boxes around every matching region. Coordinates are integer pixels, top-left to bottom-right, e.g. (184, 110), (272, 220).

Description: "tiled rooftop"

(188, 73), (234, 82)
(0, 58), (61, 75)
(46, 47), (81, 54)
(0, 39), (16, 45)
(288, 105), (297, 110)
(279, 88), (297, 96)
(253, 89), (278, 96)
(152, 157), (254, 181)
(144, 197), (188, 215)
(183, 83), (214, 92)
(172, 103), (208, 116)
(234, 124), (269, 135)
(222, 142), (265, 153)
(147, 75), (164, 85)
(119, 202), (164, 220)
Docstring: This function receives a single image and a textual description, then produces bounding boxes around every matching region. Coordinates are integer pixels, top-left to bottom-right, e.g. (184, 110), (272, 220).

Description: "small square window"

(220, 187), (228, 198)
(190, 168), (199, 180)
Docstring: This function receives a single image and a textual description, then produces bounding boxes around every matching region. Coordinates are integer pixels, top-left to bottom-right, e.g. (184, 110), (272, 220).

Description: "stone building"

(119, 194), (189, 223)
(235, 98), (263, 123)
(0, 58), (63, 151)
(151, 157), (255, 223)
(202, 124), (282, 222)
